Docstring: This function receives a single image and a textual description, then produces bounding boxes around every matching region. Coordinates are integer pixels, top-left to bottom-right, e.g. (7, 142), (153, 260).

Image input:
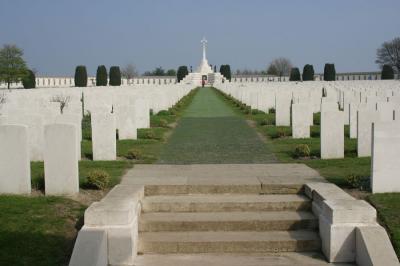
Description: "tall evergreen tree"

(109, 66), (121, 86)
(381, 64), (394, 79)
(289, 67), (301, 81)
(220, 64), (232, 81)
(302, 64), (315, 81)
(96, 65), (107, 86)
(177, 66), (189, 82)
(74, 65), (87, 87)
(324, 63), (336, 81)
(22, 69), (36, 89)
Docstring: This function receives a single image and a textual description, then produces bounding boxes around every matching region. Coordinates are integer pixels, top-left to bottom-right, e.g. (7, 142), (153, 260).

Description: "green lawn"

(0, 88), (199, 265)
(216, 87), (400, 258)
(0, 196), (85, 266)
(158, 87), (276, 164)
(368, 193), (400, 257)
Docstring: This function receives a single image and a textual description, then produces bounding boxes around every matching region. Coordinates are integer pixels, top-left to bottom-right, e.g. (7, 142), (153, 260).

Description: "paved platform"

(122, 164), (326, 186)
(134, 253), (354, 266)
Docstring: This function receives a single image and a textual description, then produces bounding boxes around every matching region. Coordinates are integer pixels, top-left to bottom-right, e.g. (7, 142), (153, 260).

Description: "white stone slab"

(275, 91), (291, 126)
(7, 114), (44, 161)
(69, 227), (107, 266)
(321, 111), (344, 159)
(371, 122), (400, 193)
(44, 124), (79, 195)
(0, 125), (31, 194)
(92, 113), (116, 160)
(357, 109), (379, 157)
(291, 103), (310, 138)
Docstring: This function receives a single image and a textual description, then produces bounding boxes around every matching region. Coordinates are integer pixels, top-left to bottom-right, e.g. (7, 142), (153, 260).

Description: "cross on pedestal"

(201, 37), (207, 60)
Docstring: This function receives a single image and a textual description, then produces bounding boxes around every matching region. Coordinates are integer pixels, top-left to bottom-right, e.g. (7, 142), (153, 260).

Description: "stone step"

(134, 253), (355, 266)
(138, 231), (321, 254)
(139, 211), (318, 232)
(142, 194), (311, 213)
(144, 184), (303, 196)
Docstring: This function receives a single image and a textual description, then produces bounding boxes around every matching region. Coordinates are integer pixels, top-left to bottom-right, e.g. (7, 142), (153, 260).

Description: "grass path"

(158, 87), (276, 164)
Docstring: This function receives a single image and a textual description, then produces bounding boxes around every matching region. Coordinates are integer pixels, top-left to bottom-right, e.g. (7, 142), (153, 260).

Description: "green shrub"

(86, 170), (110, 190)
(381, 64), (394, 80)
(324, 63), (336, 81)
(109, 66), (121, 86)
(268, 108), (276, 114)
(144, 131), (156, 139)
(159, 119), (169, 128)
(302, 64), (315, 81)
(244, 106), (251, 114)
(259, 117), (275, 126)
(345, 174), (370, 190)
(126, 148), (142, 160)
(177, 66), (189, 82)
(293, 144), (311, 158)
(22, 69), (36, 89)
(96, 65), (108, 86)
(289, 67), (301, 81)
(157, 110), (171, 116)
(277, 128), (287, 138)
(74, 65), (87, 87)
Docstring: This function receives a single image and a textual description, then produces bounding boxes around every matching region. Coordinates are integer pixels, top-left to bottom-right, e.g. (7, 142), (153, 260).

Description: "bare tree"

(266, 57), (292, 77)
(376, 37), (400, 73)
(51, 95), (70, 114)
(121, 64), (138, 84)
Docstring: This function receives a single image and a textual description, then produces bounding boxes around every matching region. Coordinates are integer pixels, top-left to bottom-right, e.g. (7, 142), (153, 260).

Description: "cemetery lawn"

(217, 88), (400, 257)
(81, 88), (198, 163)
(158, 87), (276, 164)
(368, 193), (400, 257)
(31, 160), (133, 190)
(0, 195), (85, 266)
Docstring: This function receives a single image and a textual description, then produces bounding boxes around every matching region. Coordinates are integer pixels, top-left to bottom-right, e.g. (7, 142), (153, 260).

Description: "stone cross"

(201, 37), (207, 60)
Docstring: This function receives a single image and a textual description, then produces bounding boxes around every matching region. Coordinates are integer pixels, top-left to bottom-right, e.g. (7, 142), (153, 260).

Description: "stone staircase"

(137, 183), (320, 256)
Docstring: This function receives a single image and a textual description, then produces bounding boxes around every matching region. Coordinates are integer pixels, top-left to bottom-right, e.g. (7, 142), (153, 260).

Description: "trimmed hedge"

(289, 67), (301, 81)
(302, 64), (314, 81)
(109, 66), (121, 86)
(74, 65), (87, 87)
(96, 65), (107, 86)
(324, 63), (336, 81)
(177, 66), (189, 82)
(22, 69), (36, 89)
(381, 64), (394, 80)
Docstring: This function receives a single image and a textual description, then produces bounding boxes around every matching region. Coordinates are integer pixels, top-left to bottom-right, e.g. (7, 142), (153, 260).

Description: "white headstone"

(0, 125), (31, 194)
(357, 109), (379, 157)
(321, 111), (344, 159)
(292, 103), (310, 138)
(275, 91), (291, 126)
(44, 124), (79, 195)
(92, 113), (116, 160)
(7, 114), (44, 161)
(371, 122), (400, 193)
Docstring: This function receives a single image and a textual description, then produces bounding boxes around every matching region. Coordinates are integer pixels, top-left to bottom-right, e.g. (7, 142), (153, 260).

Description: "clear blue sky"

(0, 0), (399, 76)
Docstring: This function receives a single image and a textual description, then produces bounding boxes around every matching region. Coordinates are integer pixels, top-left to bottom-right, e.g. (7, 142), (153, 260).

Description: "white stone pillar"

(321, 111), (344, 159)
(92, 113), (116, 160)
(371, 122), (400, 193)
(292, 103), (310, 138)
(0, 125), (31, 194)
(44, 124), (79, 195)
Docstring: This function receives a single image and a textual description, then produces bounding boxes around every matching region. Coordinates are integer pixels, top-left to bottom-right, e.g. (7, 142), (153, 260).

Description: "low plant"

(86, 170), (110, 190)
(345, 174), (370, 190)
(159, 119), (169, 128)
(126, 148), (142, 160)
(293, 144), (311, 158)
(268, 108), (276, 114)
(157, 110), (171, 116)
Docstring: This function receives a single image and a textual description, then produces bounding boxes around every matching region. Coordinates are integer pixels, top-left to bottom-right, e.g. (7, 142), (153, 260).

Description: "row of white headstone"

(0, 84), (194, 195)
(216, 80), (400, 193)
